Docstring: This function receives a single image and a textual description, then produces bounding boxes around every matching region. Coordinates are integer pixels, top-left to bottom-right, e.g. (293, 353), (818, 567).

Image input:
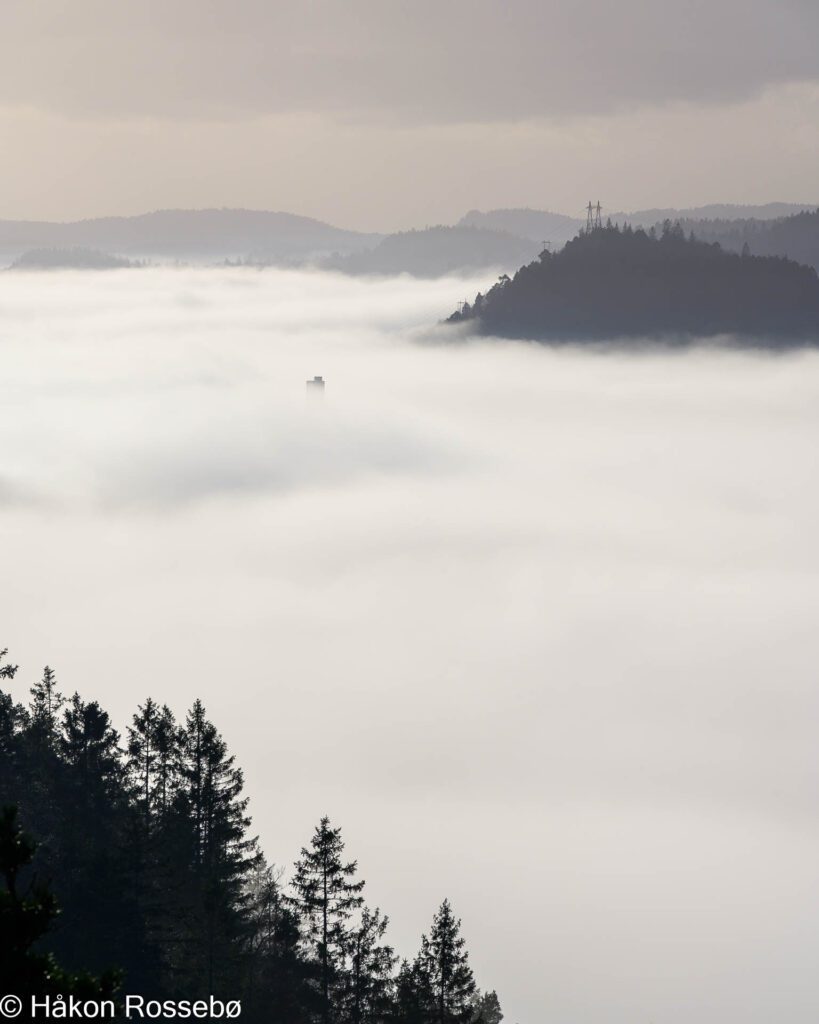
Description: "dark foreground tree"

(290, 817), (365, 1024)
(0, 804), (120, 1001)
(338, 906), (396, 1024)
(173, 699), (259, 994)
(419, 900), (476, 1024)
(394, 957), (434, 1024)
(1, 646), (502, 1024)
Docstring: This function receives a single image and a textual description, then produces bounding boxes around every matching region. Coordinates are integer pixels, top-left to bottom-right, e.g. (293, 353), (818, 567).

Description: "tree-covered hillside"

(448, 221), (819, 343)
(659, 208), (819, 272)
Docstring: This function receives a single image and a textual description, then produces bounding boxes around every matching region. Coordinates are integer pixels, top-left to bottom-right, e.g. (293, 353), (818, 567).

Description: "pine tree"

(61, 694), (122, 792)
(18, 667), (67, 890)
(152, 704), (179, 820)
(418, 900), (476, 1024)
(125, 699), (183, 992)
(470, 990), (503, 1024)
(0, 652), (23, 801)
(28, 666), (64, 747)
(339, 906), (396, 1024)
(55, 694), (150, 983)
(0, 648), (17, 680)
(126, 699), (180, 831)
(291, 817), (365, 1024)
(175, 699), (258, 994)
(245, 859), (315, 1023)
(393, 957), (433, 1024)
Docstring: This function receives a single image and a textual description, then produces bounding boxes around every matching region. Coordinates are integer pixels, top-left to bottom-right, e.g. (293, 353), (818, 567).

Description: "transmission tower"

(586, 200), (602, 231)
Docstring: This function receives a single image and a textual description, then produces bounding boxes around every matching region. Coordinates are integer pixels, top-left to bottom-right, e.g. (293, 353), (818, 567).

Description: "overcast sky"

(1, 0), (818, 229)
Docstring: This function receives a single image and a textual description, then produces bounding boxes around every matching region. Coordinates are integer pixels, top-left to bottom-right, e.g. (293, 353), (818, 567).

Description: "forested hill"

(447, 222), (819, 344)
(657, 208), (819, 272)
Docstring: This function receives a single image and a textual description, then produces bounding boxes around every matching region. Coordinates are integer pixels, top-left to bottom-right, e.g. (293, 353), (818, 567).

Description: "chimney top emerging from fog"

(306, 375), (325, 395)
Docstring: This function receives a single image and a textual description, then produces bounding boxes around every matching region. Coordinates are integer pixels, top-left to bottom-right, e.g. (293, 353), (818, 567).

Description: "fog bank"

(2, 268), (819, 1023)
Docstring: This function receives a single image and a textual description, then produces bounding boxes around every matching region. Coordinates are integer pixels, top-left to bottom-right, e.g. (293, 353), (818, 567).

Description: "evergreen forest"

(0, 648), (502, 1024)
(448, 221), (819, 342)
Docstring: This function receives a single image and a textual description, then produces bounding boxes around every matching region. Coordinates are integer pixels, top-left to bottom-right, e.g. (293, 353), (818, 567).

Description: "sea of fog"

(2, 267), (819, 1024)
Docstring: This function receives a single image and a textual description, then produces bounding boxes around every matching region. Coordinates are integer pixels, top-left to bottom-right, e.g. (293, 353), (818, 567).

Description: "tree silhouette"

(1, 646), (501, 1023)
(339, 906), (396, 1024)
(0, 804), (120, 1001)
(471, 989), (503, 1024)
(419, 900), (476, 1024)
(291, 817), (366, 1024)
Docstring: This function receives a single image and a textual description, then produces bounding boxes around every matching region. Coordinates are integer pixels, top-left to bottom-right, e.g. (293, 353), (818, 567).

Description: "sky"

(2, 267), (819, 1023)
(1, 0), (819, 229)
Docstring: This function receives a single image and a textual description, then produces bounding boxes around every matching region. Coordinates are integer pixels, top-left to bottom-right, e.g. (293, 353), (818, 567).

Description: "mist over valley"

(2, 266), (819, 1022)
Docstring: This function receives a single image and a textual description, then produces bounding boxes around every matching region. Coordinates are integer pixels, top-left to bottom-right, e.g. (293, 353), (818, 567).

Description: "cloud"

(1, 0), (819, 124)
(3, 267), (819, 1023)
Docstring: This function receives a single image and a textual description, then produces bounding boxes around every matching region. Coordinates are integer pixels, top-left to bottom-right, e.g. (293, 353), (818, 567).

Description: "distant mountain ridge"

(324, 225), (541, 277)
(0, 208), (381, 264)
(615, 202), (814, 225)
(3, 203), (818, 277)
(457, 208), (582, 246)
(457, 203), (816, 248)
(654, 208), (819, 271)
(9, 247), (137, 270)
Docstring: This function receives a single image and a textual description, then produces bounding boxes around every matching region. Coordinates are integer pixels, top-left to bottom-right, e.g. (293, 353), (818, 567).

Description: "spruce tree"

(0, 652), (23, 801)
(175, 699), (258, 994)
(393, 957), (433, 1024)
(470, 990), (503, 1024)
(291, 817), (365, 1024)
(246, 859), (315, 1023)
(418, 900), (476, 1024)
(339, 906), (396, 1024)
(56, 694), (150, 984)
(28, 665), (64, 747)
(125, 699), (182, 992)
(0, 648), (17, 680)
(61, 694), (122, 792)
(127, 697), (161, 831)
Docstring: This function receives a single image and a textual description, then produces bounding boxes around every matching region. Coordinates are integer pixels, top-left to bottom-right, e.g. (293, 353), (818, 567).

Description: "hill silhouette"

(655, 209), (819, 272)
(447, 222), (819, 344)
(457, 203), (814, 249)
(0, 208), (380, 264)
(457, 208), (582, 246)
(9, 247), (136, 270)
(325, 225), (540, 277)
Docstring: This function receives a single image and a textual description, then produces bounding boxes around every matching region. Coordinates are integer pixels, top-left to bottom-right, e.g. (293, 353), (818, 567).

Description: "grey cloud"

(1, 0), (818, 123)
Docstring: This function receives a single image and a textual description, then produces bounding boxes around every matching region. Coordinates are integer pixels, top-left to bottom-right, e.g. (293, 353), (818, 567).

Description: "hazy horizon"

(0, 199), (816, 233)
(3, 266), (819, 1022)
(2, 1), (819, 230)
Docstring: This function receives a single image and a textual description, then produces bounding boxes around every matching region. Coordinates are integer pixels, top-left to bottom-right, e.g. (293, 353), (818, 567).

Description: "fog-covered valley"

(2, 267), (819, 1023)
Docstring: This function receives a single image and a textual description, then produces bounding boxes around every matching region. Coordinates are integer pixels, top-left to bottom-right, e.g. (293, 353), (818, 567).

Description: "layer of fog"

(2, 268), (819, 1023)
